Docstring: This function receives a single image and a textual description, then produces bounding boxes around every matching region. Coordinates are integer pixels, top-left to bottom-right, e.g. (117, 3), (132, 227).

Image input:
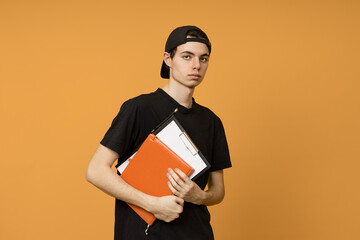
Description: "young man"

(86, 25), (232, 240)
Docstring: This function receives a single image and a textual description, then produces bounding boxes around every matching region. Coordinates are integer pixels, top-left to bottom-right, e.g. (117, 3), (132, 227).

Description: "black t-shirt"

(101, 88), (232, 240)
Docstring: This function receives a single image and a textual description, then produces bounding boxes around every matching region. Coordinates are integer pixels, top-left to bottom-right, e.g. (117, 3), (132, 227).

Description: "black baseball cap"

(160, 25), (211, 79)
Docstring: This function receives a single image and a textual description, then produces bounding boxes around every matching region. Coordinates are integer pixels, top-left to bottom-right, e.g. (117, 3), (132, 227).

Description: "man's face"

(165, 41), (210, 89)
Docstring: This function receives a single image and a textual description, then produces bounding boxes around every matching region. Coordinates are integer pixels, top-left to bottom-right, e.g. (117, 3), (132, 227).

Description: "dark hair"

(169, 29), (210, 59)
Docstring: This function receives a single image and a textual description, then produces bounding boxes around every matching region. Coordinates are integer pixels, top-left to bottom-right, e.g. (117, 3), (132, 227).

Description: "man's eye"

(183, 55), (190, 60)
(200, 58), (208, 63)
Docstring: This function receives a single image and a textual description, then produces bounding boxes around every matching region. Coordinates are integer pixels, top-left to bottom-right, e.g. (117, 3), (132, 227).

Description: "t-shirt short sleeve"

(209, 117), (232, 171)
(100, 99), (140, 159)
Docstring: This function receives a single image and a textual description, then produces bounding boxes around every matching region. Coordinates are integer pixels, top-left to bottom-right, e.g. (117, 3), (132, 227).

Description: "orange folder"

(121, 133), (194, 225)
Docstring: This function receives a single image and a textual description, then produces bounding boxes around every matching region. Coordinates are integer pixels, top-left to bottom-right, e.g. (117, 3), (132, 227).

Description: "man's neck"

(162, 81), (195, 109)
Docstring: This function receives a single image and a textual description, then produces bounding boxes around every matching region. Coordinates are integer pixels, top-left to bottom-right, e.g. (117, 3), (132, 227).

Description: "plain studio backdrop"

(1, 1), (359, 239)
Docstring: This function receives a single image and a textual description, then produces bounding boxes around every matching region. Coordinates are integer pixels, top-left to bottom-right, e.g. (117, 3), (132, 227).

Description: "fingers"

(168, 181), (179, 195)
(174, 196), (184, 206)
(167, 168), (185, 190)
(174, 168), (191, 184)
(167, 168), (197, 201)
(167, 168), (191, 184)
(154, 196), (183, 223)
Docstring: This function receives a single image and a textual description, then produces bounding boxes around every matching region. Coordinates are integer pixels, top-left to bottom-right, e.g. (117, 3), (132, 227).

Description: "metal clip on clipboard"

(179, 132), (198, 156)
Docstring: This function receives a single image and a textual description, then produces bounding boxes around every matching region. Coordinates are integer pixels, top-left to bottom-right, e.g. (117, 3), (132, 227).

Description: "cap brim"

(160, 61), (169, 79)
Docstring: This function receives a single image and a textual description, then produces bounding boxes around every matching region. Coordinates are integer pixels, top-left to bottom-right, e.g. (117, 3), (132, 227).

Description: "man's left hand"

(167, 168), (205, 205)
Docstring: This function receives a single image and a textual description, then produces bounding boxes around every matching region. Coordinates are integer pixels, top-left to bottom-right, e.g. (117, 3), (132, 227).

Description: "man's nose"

(192, 58), (201, 70)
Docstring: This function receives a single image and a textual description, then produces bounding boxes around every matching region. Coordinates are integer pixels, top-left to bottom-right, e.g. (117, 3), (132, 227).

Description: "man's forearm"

(86, 163), (155, 212)
(199, 185), (225, 206)
(86, 162), (184, 223)
(201, 170), (225, 206)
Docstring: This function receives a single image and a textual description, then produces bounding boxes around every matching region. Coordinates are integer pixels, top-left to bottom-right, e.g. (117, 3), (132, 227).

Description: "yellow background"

(1, 0), (359, 239)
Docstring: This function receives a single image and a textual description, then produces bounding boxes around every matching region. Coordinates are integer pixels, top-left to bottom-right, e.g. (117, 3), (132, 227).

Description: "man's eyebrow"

(180, 51), (210, 57)
(180, 51), (195, 55)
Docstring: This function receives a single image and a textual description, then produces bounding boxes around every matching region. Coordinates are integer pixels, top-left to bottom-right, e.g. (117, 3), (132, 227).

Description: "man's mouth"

(188, 74), (201, 79)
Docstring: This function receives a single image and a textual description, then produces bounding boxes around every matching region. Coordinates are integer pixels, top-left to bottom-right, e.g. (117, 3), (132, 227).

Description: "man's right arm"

(86, 144), (184, 223)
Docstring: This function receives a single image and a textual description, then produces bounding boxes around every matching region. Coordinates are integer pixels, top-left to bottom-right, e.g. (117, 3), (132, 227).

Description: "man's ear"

(163, 52), (172, 68)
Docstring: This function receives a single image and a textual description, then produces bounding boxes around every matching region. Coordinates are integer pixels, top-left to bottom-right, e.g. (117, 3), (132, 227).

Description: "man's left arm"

(167, 169), (225, 206)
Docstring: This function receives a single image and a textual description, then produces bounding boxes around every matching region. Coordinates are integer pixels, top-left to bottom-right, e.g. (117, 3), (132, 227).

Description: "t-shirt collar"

(156, 88), (197, 113)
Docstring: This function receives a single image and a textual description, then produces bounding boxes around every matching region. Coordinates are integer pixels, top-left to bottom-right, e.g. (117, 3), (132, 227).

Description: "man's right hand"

(148, 195), (184, 223)
(87, 145), (184, 223)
